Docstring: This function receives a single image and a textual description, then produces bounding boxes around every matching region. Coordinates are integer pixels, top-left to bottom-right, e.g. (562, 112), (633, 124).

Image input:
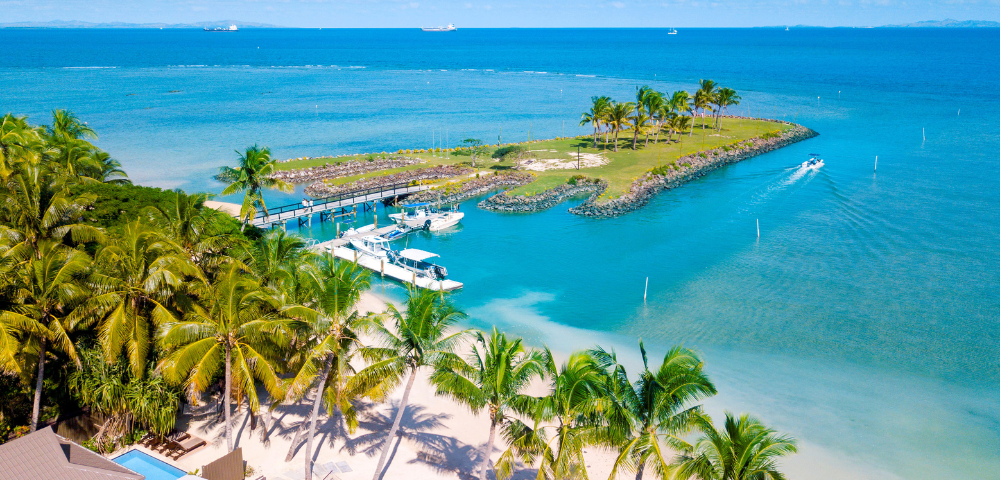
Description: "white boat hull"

(329, 246), (463, 291)
(428, 212), (464, 231)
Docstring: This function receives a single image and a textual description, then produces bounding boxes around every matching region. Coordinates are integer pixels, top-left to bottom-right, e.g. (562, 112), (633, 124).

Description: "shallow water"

(4, 27), (999, 479)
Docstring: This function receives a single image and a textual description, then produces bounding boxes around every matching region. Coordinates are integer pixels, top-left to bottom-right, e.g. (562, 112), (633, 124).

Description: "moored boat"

(389, 203), (464, 231)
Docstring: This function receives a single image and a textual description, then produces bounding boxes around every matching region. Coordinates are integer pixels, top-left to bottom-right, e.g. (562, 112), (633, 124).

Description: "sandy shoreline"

(127, 291), (617, 480)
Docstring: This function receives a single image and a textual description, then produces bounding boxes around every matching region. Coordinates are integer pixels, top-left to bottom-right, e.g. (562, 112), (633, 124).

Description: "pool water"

(112, 450), (187, 480)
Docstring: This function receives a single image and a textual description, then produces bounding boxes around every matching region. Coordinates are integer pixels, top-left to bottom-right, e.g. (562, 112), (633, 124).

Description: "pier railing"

(252, 181), (423, 225)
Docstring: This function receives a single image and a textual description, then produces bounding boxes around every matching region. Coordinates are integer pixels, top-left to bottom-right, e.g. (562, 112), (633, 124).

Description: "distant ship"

(667, 28), (678, 35)
(421, 24), (457, 32)
(204, 24), (238, 32)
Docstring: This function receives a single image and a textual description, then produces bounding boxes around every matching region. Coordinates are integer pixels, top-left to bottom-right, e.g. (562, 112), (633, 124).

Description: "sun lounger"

(166, 434), (206, 460)
(152, 431), (190, 453)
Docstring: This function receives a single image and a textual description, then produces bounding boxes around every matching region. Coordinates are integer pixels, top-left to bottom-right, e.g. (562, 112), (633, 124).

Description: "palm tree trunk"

(632, 128), (639, 150)
(634, 461), (645, 480)
(593, 124), (598, 148)
(478, 416), (499, 480)
(284, 419), (307, 461)
(304, 357), (333, 480)
(372, 368), (417, 480)
(613, 130), (620, 152)
(224, 342), (233, 452)
(30, 338), (46, 432)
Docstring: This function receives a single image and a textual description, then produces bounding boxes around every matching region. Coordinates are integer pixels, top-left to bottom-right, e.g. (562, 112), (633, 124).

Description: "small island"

(272, 82), (817, 217)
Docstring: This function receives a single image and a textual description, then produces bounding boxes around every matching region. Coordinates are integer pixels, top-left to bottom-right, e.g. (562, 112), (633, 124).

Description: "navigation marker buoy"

(757, 219), (760, 238)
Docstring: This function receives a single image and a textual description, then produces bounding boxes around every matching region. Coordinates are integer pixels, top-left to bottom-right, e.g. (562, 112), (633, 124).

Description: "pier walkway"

(245, 182), (428, 229)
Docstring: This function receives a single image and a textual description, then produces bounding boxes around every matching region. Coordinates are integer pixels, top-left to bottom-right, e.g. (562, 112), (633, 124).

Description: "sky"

(1, 0), (998, 28)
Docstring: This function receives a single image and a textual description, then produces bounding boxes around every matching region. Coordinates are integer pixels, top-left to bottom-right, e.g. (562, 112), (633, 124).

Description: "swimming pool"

(112, 449), (187, 480)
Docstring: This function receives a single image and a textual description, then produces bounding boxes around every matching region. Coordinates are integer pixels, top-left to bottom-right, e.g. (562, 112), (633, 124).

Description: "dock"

(203, 182), (432, 229)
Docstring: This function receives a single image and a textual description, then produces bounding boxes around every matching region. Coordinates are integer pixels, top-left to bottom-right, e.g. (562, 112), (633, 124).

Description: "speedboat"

(348, 235), (393, 259)
(390, 203), (465, 231)
(390, 249), (450, 280)
(802, 154), (824, 170)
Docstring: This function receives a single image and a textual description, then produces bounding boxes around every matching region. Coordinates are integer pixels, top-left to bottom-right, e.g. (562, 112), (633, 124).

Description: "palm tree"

(591, 343), (717, 480)
(0, 114), (41, 178)
(244, 229), (313, 291)
(581, 96), (612, 149)
(216, 145), (293, 226)
(0, 241), (91, 431)
(159, 263), (289, 452)
(672, 413), (797, 480)
(695, 80), (717, 132)
(630, 111), (651, 151)
(145, 191), (240, 274)
(499, 351), (607, 480)
(357, 289), (468, 480)
(0, 162), (104, 259)
(85, 220), (197, 378)
(673, 116), (692, 145)
(713, 88), (741, 132)
(92, 151), (131, 184)
(283, 255), (372, 480)
(646, 94), (668, 145)
(607, 102), (634, 152)
(47, 109), (97, 141)
(431, 328), (546, 480)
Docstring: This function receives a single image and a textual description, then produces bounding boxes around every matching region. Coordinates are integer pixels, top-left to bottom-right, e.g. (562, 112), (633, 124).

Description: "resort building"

(0, 427), (144, 480)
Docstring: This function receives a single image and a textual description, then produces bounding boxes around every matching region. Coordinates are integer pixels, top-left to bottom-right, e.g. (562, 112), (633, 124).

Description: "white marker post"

(875, 156), (878, 172)
(644, 277), (648, 302)
(757, 219), (760, 238)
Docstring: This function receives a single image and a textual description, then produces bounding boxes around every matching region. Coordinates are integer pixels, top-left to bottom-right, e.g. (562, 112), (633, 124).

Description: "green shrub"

(69, 183), (191, 229)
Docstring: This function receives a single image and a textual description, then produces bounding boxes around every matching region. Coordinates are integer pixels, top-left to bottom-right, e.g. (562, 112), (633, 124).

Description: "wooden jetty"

(239, 182), (429, 229)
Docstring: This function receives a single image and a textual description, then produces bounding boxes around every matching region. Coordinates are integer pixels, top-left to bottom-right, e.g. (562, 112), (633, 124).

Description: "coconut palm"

(0, 163), (103, 259)
(145, 192), (240, 275)
(357, 289), (468, 480)
(607, 102), (635, 152)
(244, 229), (313, 291)
(591, 343), (717, 480)
(431, 328), (546, 480)
(85, 220), (197, 378)
(91, 151), (131, 185)
(499, 351), (607, 480)
(714, 88), (741, 131)
(630, 111), (652, 151)
(0, 114), (40, 177)
(47, 109), (97, 141)
(695, 80), (717, 131)
(216, 145), (293, 226)
(673, 116), (692, 145)
(1, 241), (91, 431)
(159, 263), (289, 452)
(672, 412), (797, 480)
(645, 93), (668, 145)
(581, 96), (612, 149)
(282, 255), (372, 480)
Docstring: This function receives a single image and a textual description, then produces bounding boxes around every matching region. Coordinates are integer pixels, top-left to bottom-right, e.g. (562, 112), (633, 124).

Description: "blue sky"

(2, 0), (998, 27)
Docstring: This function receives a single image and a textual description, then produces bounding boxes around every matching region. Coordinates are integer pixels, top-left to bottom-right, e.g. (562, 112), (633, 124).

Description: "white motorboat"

(802, 154), (824, 170)
(390, 249), (450, 280)
(348, 235), (393, 259)
(389, 203), (464, 231)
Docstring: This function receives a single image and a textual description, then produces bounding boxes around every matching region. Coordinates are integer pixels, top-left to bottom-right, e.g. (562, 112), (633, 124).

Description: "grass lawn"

(279, 117), (791, 198)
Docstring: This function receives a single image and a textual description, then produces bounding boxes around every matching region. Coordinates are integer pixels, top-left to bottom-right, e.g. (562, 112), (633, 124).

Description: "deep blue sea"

(3, 28), (998, 479)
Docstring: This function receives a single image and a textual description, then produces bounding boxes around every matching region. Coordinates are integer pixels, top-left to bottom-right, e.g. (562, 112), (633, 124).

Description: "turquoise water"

(112, 450), (186, 480)
(4, 28), (999, 479)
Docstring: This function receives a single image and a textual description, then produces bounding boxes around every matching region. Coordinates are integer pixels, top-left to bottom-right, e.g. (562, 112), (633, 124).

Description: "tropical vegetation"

(0, 110), (796, 480)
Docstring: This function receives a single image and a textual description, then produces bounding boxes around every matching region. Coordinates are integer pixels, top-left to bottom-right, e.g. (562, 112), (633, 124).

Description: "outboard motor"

(423, 219), (432, 230)
(433, 265), (448, 279)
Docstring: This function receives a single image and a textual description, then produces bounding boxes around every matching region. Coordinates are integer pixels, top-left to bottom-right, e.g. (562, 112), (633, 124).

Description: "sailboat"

(668, 28), (678, 35)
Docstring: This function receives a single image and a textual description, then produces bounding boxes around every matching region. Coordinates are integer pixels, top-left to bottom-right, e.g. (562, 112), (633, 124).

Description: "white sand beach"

(129, 292), (617, 480)
(522, 151), (608, 171)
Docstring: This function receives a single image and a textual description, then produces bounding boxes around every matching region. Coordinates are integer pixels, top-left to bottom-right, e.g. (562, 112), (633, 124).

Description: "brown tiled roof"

(0, 427), (144, 480)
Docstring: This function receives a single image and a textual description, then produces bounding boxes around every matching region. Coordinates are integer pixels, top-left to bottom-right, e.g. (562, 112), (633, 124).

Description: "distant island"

(0, 20), (283, 28)
(882, 19), (1000, 27)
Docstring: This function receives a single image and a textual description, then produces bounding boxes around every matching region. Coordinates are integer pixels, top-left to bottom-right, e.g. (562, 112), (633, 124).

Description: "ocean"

(3, 27), (998, 479)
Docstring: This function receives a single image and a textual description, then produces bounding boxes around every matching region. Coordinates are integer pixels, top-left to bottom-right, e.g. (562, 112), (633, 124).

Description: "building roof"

(0, 427), (144, 480)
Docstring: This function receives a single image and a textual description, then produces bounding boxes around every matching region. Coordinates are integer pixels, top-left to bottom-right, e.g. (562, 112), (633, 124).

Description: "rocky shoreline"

(478, 178), (607, 213)
(480, 124), (817, 217)
(304, 164), (473, 197)
(406, 171), (535, 205)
